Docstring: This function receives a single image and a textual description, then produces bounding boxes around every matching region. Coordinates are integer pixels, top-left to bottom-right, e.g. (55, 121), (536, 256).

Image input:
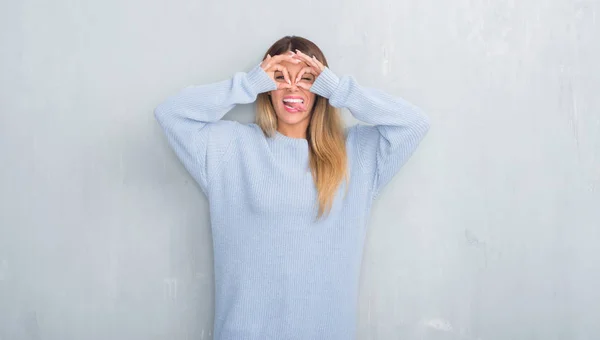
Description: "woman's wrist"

(310, 67), (340, 99)
(246, 63), (278, 95)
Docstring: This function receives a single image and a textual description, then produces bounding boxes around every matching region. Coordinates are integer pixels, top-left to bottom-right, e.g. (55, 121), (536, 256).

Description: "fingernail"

(287, 79), (291, 85)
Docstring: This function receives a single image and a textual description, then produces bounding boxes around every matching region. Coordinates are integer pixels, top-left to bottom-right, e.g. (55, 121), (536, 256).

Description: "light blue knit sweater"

(154, 63), (430, 340)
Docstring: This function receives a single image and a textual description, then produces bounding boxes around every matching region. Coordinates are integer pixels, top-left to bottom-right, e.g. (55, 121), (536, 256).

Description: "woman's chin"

(276, 111), (309, 125)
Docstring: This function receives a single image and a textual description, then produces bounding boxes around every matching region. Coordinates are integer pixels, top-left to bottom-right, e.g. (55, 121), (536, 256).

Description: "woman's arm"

(310, 67), (431, 199)
(154, 64), (276, 195)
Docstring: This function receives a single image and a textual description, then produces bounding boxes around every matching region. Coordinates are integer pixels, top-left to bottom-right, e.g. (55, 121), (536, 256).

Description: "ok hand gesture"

(292, 50), (326, 91)
(260, 52), (301, 90)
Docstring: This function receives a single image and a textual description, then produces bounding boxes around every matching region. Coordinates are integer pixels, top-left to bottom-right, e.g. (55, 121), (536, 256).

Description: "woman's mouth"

(283, 98), (305, 113)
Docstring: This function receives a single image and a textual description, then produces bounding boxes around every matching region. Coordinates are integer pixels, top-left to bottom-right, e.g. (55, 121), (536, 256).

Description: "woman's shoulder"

(220, 122), (268, 146)
(344, 124), (365, 146)
(206, 120), (262, 137)
(242, 122), (267, 140)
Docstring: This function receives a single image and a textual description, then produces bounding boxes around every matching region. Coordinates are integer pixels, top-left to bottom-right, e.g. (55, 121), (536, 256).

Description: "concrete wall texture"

(1, 0), (599, 339)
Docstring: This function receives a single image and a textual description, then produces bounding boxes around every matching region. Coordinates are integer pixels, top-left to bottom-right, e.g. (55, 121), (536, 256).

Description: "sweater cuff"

(246, 63), (277, 95)
(310, 67), (340, 99)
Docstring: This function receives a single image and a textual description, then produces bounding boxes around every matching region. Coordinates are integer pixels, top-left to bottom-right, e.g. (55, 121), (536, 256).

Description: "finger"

(291, 52), (303, 61)
(281, 67), (292, 85)
(306, 55), (321, 71)
(267, 63), (287, 74)
(276, 67), (293, 90)
(311, 56), (325, 71)
(261, 55), (274, 70)
(295, 66), (316, 83)
(270, 53), (301, 64)
(294, 49), (313, 65)
(295, 50), (323, 71)
(267, 64), (292, 88)
(294, 66), (305, 83)
(295, 50), (320, 70)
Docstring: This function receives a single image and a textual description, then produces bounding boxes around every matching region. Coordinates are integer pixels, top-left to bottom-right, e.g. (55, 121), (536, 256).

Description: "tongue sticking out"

(284, 101), (305, 111)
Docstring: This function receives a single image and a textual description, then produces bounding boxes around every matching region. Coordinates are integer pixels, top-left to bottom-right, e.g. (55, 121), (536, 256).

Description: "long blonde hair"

(256, 36), (349, 220)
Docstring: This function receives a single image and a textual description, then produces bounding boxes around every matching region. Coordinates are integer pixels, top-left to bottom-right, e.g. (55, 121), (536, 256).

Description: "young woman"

(154, 36), (430, 340)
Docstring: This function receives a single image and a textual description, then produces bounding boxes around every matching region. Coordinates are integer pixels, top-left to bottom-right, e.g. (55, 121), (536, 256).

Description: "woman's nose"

(287, 80), (300, 91)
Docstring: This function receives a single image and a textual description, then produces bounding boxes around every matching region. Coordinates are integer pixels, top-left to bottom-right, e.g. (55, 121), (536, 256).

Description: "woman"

(154, 36), (430, 340)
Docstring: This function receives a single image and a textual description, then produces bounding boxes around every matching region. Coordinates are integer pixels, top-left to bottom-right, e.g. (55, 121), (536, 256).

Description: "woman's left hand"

(293, 49), (326, 90)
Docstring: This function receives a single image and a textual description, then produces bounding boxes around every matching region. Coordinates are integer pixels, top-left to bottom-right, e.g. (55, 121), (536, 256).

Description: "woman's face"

(269, 58), (317, 132)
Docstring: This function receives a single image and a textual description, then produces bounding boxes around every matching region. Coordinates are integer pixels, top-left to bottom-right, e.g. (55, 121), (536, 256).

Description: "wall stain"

(164, 277), (178, 301)
(20, 311), (41, 340)
(465, 229), (489, 269)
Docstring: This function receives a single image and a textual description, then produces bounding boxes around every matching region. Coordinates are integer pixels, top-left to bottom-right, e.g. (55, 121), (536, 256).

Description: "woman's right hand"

(260, 52), (301, 90)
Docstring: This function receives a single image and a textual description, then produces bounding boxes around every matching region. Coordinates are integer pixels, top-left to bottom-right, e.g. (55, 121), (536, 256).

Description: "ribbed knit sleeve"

(311, 67), (431, 199)
(154, 64), (277, 195)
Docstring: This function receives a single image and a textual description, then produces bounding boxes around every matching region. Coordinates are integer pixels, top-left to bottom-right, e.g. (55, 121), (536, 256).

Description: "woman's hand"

(292, 49), (326, 90)
(260, 52), (300, 90)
